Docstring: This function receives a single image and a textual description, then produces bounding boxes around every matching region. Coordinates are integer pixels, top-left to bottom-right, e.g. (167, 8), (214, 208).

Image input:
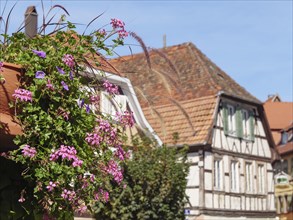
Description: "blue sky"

(1, 0), (292, 102)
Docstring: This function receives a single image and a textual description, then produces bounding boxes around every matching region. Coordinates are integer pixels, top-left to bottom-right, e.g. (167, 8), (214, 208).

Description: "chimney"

(163, 34), (166, 48)
(24, 6), (38, 38)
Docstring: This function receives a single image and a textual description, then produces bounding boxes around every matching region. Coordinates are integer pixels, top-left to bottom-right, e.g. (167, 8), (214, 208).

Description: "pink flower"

(115, 111), (135, 128)
(46, 79), (54, 90)
(18, 196), (25, 203)
(49, 145), (83, 167)
(98, 29), (107, 37)
(105, 160), (123, 184)
(46, 181), (57, 192)
(62, 54), (75, 68)
(118, 29), (128, 39)
(85, 119), (118, 147)
(21, 145), (37, 158)
(103, 80), (119, 95)
(76, 204), (87, 214)
(90, 95), (100, 104)
(61, 189), (76, 201)
(12, 89), (32, 102)
(95, 189), (110, 202)
(101, 189), (109, 202)
(110, 18), (125, 29)
(114, 145), (126, 161)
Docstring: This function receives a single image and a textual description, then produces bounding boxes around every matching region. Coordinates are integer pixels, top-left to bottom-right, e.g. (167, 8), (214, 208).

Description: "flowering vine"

(0, 12), (132, 219)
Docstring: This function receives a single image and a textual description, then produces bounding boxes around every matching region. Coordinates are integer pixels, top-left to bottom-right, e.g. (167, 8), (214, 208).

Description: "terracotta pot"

(0, 62), (23, 151)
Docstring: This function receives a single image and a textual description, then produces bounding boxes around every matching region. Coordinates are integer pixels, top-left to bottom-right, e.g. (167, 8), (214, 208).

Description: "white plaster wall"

(204, 172), (212, 190)
(225, 195), (230, 209)
(187, 152), (200, 163)
(256, 119), (266, 137)
(187, 165), (199, 187)
(213, 128), (222, 149)
(246, 197), (250, 210)
(219, 194), (225, 209)
(186, 188), (199, 207)
(214, 194), (219, 209)
(204, 152), (213, 170)
(205, 193), (213, 208)
(241, 196), (246, 210)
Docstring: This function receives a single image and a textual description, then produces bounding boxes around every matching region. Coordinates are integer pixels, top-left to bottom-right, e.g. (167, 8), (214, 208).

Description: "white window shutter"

(113, 95), (127, 113)
(101, 92), (112, 115)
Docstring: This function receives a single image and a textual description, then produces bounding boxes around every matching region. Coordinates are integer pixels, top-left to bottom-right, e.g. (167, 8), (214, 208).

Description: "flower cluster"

(49, 145), (83, 167)
(110, 18), (125, 29)
(110, 18), (128, 39)
(21, 145), (37, 158)
(46, 181), (58, 192)
(90, 95), (100, 104)
(85, 119), (117, 147)
(114, 145), (129, 161)
(115, 111), (135, 128)
(105, 160), (123, 184)
(94, 189), (109, 202)
(61, 189), (76, 201)
(62, 54), (75, 69)
(46, 79), (54, 90)
(103, 80), (119, 95)
(12, 89), (33, 102)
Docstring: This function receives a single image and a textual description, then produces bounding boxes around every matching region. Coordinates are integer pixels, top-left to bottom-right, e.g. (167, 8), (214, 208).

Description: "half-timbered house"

(106, 42), (278, 219)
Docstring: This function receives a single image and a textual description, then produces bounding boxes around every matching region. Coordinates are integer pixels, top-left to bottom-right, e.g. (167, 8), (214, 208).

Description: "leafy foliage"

(0, 6), (130, 219)
(94, 139), (189, 220)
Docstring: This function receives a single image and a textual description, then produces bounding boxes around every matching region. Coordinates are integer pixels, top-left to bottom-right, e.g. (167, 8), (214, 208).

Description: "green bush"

(94, 141), (189, 220)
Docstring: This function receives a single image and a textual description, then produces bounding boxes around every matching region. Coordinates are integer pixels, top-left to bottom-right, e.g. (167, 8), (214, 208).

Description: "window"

(230, 161), (239, 192)
(227, 104), (236, 134)
(214, 158), (223, 190)
(245, 162), (253, 193)
(257, 164), (265, 194)
(242, 109), (250, 138)
(281, 132), (288, 144)
(222, 102), (255, 141)
(100, 92), (127, 116)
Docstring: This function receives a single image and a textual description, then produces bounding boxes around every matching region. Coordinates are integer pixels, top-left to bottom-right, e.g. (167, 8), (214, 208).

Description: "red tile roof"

(107, 42), (261, 145)
(143, 96), (218, 145)
(264, 102), (293, 130)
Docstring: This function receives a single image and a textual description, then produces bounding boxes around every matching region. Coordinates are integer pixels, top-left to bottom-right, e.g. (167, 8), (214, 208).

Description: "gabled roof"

(108, 42), (261, 146)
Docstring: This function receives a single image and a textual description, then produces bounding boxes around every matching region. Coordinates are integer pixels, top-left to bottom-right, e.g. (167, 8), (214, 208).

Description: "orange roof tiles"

(142, 96), (218, 146)
(264, 102), (293, 130)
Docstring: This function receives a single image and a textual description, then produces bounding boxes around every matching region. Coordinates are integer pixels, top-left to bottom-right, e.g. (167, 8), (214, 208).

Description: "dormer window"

(281, 132), (288, 144)
(100, 91), (127, 116)
(222, 102), (255, 141)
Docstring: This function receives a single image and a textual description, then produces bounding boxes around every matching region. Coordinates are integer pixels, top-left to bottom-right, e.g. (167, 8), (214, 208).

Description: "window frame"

(213, 157), (223, 191)
(257, 163), (266, 194)
(227, 104), (236, 135)
(230, 160), (239, 192)
(245, 161), (254, 193)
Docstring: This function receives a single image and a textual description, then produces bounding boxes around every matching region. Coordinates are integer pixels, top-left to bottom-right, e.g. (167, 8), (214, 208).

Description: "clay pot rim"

(3, 62), (23, 70)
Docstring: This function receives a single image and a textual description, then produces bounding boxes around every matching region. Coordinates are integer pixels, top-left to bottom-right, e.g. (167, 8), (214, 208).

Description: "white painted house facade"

(185, 95), (276, 219)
